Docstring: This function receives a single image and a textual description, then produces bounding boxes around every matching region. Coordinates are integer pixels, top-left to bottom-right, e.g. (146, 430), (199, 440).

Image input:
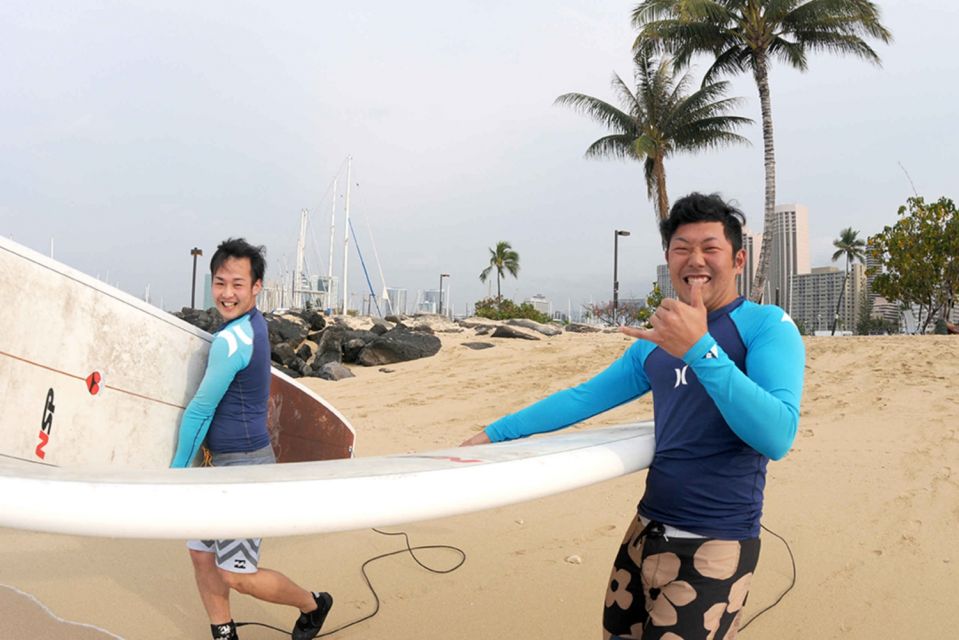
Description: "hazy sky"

(2, 1), (956, 314)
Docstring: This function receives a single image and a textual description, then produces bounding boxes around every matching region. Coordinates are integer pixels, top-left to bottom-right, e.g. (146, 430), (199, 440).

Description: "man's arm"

(170, 332), (249, 468)
(684, 306), (804, 460)
(480, 343), (653, 443)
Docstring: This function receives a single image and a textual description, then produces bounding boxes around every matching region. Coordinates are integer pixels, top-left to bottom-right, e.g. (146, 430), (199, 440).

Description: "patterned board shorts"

(603, 512), (760, 640)
(186, 445), (276, 575)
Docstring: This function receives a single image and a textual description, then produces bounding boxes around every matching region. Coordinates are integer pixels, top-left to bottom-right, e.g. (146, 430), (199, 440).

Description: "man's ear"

(252, 279), (263, 296)
(733, 249), (746, 273)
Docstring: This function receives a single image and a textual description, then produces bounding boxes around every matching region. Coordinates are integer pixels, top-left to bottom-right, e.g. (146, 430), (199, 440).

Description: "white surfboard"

(0, 235), (655, 539)
(0, 422), (654, 538)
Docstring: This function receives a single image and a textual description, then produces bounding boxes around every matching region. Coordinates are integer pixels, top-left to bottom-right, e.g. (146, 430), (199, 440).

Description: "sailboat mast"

(295, 209), (308, 309)
(328, 178), (337, 282)
(341, 156), (352, 313)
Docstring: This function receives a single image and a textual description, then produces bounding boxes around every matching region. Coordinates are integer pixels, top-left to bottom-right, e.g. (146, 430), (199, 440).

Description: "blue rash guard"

(485, 297), (805, 540)
(170, 307), (272, 468)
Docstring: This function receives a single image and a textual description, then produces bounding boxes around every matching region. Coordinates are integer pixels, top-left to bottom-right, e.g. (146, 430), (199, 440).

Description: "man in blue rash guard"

(171, 239), (333, 640)
(461, 193), (805, 640)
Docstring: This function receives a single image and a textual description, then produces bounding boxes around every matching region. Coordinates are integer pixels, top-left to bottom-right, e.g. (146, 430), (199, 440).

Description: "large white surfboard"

(0, 235), (654, 539)
(0, 422), (654, 538)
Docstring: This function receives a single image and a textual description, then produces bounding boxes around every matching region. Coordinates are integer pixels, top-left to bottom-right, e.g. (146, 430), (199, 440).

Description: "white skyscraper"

(525, 294), (551, 315)
(764, 204), (810, 312)
(737, 227), (761, 298)
(656, 264), (676, 300)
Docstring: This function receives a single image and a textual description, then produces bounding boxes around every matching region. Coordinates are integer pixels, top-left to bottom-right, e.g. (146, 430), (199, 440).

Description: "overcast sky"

(2, 1), (956, 314)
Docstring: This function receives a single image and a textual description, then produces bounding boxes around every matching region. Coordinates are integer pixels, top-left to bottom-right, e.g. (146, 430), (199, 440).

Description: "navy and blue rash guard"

(171, 307), (272, 468)
(485, 297), (805, 540)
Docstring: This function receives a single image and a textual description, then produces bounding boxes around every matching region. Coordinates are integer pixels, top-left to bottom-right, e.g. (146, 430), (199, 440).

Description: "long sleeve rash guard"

(170, 308), (272, 468)
(484, 298), (805, 539)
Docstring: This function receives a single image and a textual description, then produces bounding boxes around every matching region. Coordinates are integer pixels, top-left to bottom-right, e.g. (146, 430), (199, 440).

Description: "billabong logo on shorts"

(234, 559), (247, 569)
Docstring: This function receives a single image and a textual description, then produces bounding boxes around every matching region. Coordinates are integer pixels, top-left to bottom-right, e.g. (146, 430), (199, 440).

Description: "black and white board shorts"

(186, 445), (275, 574)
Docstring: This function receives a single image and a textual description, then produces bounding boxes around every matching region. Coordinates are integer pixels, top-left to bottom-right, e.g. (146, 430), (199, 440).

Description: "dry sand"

(1, 332), (957, 639)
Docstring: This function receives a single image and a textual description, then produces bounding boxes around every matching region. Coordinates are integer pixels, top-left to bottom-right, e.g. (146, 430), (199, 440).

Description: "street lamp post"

(438, 273), (450, 315)
(190, 247), (203, 309)
(613, 230), (630, 323)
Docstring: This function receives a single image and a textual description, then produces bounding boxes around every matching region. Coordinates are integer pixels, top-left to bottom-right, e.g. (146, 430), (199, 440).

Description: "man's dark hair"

(210, 238), (266, 283)
(659, 192), (747, 254)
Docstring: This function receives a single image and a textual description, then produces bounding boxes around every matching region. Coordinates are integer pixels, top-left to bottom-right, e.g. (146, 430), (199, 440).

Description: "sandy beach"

(1, 331), (956, 639)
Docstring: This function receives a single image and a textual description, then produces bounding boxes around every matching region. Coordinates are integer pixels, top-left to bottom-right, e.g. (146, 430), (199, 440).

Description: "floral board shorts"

(603, 512), (760, 640)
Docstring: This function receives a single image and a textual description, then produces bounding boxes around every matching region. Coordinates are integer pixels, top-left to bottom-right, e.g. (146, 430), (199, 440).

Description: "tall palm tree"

(830, 226), (866, 335)
(632, 0), (891, 300)
(556, 52), (752, 222)
(479, 241), (520, 300)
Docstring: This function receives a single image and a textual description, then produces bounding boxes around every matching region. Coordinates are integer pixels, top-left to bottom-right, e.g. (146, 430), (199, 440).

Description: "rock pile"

(172, 308), (605, 381)
(173, 308), (441, 380)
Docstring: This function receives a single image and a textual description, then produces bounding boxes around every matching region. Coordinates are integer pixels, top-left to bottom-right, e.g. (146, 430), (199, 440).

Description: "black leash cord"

(235, 528), (466, 637)
(235, 523), (791, 637)
(740, 523), (797, 632)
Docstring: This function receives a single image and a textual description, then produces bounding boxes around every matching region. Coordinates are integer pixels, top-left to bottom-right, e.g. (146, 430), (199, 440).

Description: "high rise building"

(764, 204), (810, 312)
(655, 264), (676, 300)
(418, 289), (447, 314)
(525, 294), (551, 315)
(736, 228), (761, 298)
(790, 264), (865, 334)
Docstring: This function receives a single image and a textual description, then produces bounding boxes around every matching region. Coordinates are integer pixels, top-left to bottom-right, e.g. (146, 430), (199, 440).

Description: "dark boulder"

(357, 326), (442, 366)
(370, 318), (394, 335)
(315, 325), (346, 366)
(271, 342), (296, 366)
(299, 309), (327, 331)
(174, 307), (222, 333)
(267, 314), (309, 345)
(342, 338), (369, 364)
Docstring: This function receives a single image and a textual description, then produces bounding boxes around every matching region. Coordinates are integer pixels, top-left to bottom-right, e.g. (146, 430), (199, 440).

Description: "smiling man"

(461, 193), (805, 639)
(171, 238), (333, 640)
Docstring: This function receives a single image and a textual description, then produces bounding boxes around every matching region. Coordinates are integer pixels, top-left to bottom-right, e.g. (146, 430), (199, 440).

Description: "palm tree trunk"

(748, 53), (777, 304)
(654, 156), (669, 222)
(496, 271), (501, 300)
(831, 260), (850, 335)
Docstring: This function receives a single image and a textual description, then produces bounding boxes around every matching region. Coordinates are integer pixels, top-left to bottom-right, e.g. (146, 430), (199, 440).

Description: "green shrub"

(474, 297), (551, 324)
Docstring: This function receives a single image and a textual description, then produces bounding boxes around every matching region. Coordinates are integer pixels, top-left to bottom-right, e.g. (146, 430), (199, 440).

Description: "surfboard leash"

(234, 528), (467, 638)
(739, 523), (797, 633)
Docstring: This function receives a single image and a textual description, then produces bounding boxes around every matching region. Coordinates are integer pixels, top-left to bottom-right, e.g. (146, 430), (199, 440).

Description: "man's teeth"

(685, 276), (710, 284)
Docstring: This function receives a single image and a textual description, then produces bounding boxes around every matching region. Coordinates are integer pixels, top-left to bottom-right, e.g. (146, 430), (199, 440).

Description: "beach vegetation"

(479, 241), (520, 300)
(584, 282), (665, 327)
(830, 227), (867, 335)
(632, 0), (892, 301)
(868, 196), (959, 334)
(474, 297), (551, 324)
(555, 51), (751, 222)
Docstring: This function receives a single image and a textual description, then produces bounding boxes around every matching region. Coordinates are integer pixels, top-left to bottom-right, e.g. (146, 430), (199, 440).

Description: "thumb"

(689, 280), (705, 309)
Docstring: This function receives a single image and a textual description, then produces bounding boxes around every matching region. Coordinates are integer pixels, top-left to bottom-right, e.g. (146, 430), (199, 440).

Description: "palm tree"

(830, 226), (866, 335)
(556, 52), (752, 222)
(479, 241), (520, 299)
(632, 0), (891, 300)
